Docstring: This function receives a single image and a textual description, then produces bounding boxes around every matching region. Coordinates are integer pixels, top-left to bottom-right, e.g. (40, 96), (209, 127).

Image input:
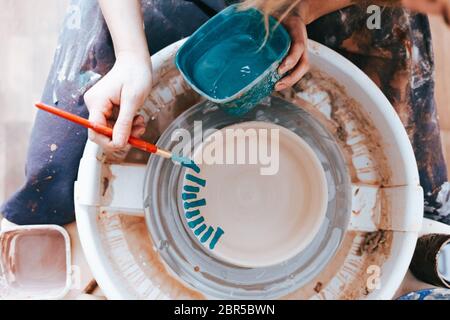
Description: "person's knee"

(1, 161), (77, 225)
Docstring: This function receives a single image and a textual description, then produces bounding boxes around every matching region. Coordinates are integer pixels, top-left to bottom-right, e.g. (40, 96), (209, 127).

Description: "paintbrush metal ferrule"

(155, 148), (172, 159)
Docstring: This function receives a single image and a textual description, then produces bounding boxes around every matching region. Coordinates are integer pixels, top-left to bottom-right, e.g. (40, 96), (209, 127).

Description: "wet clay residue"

(278, 68), (393, 231)
(100, 164), (115, 205)
(358, 231), (387, 255)
(272, 68), (395, 299)
(314, 282), (323, 293)
(284, 230), (392, 300)
(278, 68), (392, 187)
(96, 213), (204, 299)
(102, 177), (109, 197)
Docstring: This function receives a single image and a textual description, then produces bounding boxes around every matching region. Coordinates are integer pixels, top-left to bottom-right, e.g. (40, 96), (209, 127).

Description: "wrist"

(116, 49), (151, 68)
(297, 0), (313, 24)
(300, 0), (355, 24)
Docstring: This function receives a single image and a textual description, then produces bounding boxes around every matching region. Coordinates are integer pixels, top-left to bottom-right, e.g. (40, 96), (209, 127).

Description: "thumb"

(113, 90), (142, 148)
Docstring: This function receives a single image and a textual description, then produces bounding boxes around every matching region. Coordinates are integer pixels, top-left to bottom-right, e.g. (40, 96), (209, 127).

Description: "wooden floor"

(0, 1), (449, 206)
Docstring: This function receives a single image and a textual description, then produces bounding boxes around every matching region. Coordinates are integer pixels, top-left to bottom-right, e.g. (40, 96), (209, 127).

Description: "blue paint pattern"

(194, 224), (207, 236)
(185, 174), (206, 187)
(182, 192), (197, 200)
(180, 159), (225, 251)
(184, 198), (206, 210)
(183, 185), (200, 193)
(200, 226), (214, 243)
(185, 209), (201, 219)
(209, 227), (225, 250)
(188, 216), (205, 228)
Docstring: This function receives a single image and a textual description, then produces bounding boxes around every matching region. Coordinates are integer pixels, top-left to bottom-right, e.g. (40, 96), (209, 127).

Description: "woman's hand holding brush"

(84, 0), (152, 153)
(84, 52), (152, 152)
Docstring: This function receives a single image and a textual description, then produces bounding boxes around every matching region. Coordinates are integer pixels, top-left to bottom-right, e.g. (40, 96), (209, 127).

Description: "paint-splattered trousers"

(1, 1), (449, 225)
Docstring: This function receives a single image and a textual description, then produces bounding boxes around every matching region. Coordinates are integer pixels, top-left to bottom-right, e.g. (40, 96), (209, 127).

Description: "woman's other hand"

(84, 52), (152, 153)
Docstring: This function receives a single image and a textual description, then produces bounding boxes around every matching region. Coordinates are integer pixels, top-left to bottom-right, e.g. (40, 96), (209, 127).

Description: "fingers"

(276, 16), (309, 91)
(278, 18), (307, 75)
(131, 115), (146, 138)
(85, 82), (147, 152)
(275, 52), (309, 91)
(88, 108), (116, 152)
(84, 88), (117, 151)
(112, 88), (145, 148)
(278, 41), (306, 75)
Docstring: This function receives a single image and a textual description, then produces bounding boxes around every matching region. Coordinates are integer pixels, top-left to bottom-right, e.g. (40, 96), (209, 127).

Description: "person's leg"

(0, 0), (111, 225)
(307, 5), (450, 224)
(0, 0), (227, 225)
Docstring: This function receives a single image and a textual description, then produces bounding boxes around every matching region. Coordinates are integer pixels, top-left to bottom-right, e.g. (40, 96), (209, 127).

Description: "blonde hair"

(239, 0), (302, 42)
(239, 0), (301, 20)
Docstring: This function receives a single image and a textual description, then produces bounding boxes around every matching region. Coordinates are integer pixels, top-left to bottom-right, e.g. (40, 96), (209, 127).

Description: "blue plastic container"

(176, 4), (291, 115)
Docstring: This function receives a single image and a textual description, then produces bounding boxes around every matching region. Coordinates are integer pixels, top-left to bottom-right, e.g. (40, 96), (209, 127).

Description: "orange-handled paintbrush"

(35, 102), (178, 160)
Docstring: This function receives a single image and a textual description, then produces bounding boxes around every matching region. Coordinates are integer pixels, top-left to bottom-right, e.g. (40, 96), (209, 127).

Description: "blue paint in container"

(192, 34), (278, 99)
(176, 4), (291, 115)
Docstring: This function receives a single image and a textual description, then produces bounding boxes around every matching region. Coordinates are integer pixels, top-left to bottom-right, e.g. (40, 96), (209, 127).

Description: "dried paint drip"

(179, 158), (225, 250)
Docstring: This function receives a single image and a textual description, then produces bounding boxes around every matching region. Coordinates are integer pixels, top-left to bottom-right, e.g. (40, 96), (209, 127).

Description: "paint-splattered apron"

(1, 1), (449, 226)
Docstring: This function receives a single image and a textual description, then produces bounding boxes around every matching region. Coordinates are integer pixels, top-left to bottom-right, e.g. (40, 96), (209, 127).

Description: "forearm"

(299, 0), (353, 24)
(98, 0), (150, 61)
(301, 0), (403, 24)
